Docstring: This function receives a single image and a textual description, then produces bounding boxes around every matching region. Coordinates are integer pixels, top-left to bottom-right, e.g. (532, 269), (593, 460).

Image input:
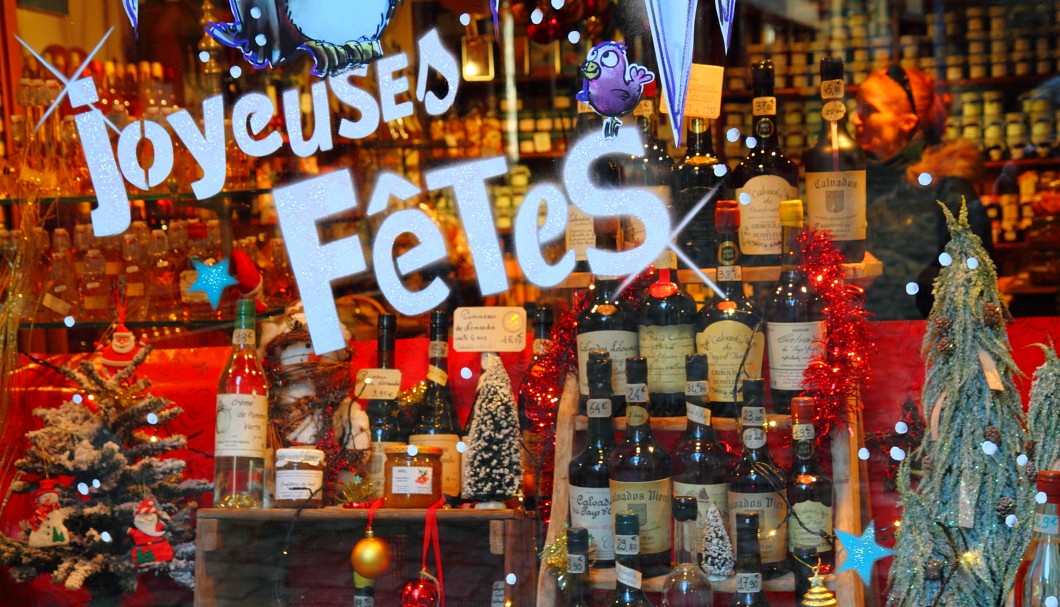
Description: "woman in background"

(852, 65), (994, 320)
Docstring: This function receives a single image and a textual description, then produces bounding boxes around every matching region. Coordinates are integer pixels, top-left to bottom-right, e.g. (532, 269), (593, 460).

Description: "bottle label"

(614, 533), (640, 556)
(611, 478), (672, 555)
(179, 269), (210, 304)
(568, 554), (587, 574)
(587, 398), (613, 418)
(367, 441), (403, 499)
(805, 170), (867, 242)
(638, 324), (695, 394)
(752, 97), (777, 117)
(820, 79), (845, 100)
(626, 383), (648, 404)
(566, 205), (596, 262)
(215, 393), (268, 458)
(686, 402), (711, 426)
(697, 321), (765, 403)
(626, 186), (670, 248)
(615, 562), (643, 589)
(741, 406), (766, 427)
(729, 492), (788, 564)
(742, 428), (767, 449)
(633, 99), (654, 117)
(126, 281), (145, 297)
(426, 365), (448, 386)
(232, 329), (255, 346)
(576, 331), (639, 396)
(790, 500), (833, 552)
(409, 434), (461, 496)
(354, 596), (373, 607)
(391, 464), (433, 494)
(627, 405), (649, 427)
(793, 423), (815, 441)
(766, 321), (826, 391)
(717, 265), (742, 282)
(672, 480), (729, 557)
(821, 100), (847, 121)
(1034, 512), (1059, 535)
(428, 340), (448, 359)
(42, 292), (72, 315)
(569, 486), (614, 560)
(275, 469), (324, 501)
(685, 380), (707, 397)
(718, 239), (740, 267)
(735, 572), (762, 593)
(736, 175), (795, 255)
(532, 338), (552, 356)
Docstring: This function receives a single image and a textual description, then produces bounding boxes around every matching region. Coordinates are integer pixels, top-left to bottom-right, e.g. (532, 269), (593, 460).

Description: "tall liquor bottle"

(1013, 470), (1060, 606)
(786, 397), (834, 572)
(639, 251), (696, 417)
(366, 314), (404, 500)
(569, 350), (617, 569)
(611, 356), (672, 579)
(765, 200), (825, 414)
(518, 305), (559, 510)
(731, 60), (799, 267)
(695, 200), (765, 418)
(662, 495), (714, 606)
(214, 299), (269, 508)
(731, 512), (771, 607)
(729, 379), (788, 579)
(608, 511), (654, 607)
(676, 116), (730, 267)
(353, 573), (374, 607)
(410, 310), (462, 497)
(617, 81), (674, 250)
(672, 353), (733, 550)
(577, 277), (639, 417)
(803, 56), (867, 263)
(571, 97), (622, 267)
(566, 527), (592, 607)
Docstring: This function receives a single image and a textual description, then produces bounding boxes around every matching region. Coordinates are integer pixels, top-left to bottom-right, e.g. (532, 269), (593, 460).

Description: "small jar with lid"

(384, 445), (443, 508)
(274, 448), (325, 508)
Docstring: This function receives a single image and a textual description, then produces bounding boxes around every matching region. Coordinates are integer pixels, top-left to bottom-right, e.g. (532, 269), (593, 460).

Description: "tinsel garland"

(798, 229), (874, 440)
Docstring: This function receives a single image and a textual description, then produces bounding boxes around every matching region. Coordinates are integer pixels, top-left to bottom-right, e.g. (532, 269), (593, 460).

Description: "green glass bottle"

(607, 511), (655, 607)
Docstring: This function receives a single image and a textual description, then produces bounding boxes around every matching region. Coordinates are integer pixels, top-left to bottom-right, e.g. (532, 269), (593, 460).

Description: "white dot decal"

(506, 573), (518, 584)
(250, 6), (261, 18)
(456, 441), (468, 454)
(858, 448), (870, 460)
(461, 367), (473, 380)
(407, 444), (419, 456)
(92, 479), (101, 488)
(230, 65), (242, 78)
(918, 172), (933, 186)
(198, 51), (210, 63)
(64, 315), (75, 327)
(1017, 454), (1029, 466)
(1006, 515), (1018, 527)
(1037, 492), (1048, 504)
(551, 0), (565, 8)
(895, 421), (908, 434)
(890, 446), (906, 461)
(981, 441), (998, 455)
(568, 31), (581, 44)
(531, 8), (543, 24)
(459, 13), (471, 26)
(714, 164), (728, 177)
(1044, 597), (1057, 607)
(255, 34), (267, 46)
(726, 128), (740, 142)
(73, 394), (83, 404)
(967, 257), (979, 269)
(77, 482), (89, 495)
(745, 136), (758, 148)
(147, 413), (159, 425)
(939, 252), (953, 267)
(101, 531), (113, 542)
(738, 192), (752, 205)
(906, 282), (919, 295)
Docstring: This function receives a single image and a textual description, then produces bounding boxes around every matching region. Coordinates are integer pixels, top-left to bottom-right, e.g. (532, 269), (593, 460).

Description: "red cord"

(422, 497), (447, 606)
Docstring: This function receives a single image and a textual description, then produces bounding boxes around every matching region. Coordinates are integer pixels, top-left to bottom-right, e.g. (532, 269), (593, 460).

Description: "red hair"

(869, 65), (949, 145)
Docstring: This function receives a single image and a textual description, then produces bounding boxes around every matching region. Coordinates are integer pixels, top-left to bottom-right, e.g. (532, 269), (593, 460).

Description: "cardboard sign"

(452, 307), (526, 352)
(354, 368), (402, 400)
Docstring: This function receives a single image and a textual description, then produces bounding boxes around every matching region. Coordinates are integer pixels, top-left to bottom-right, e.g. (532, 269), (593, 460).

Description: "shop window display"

(0, 0), (1057, 606)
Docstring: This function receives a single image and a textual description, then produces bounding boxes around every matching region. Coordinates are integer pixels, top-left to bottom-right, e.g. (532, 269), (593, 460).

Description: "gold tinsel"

(539, 529), (569, 591)
(799, 575), (838, 607)
(337, 474), (375, 505)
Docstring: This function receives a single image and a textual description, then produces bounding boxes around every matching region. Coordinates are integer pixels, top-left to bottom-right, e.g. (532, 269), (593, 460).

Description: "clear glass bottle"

(78, 249), (110, 321)
(214, 299), (269, 508)
(566, 526), (592, 607)
(410, 310), (462, 497)
(607, 511), (654, 607)
(121, 233), (146, 320)
(41, 248), (78, 321)
(1014, 470), (1060, 606)
(570, 350), (617, 570)
(663, 495), (713, 606)
(147, 229), (180, 320)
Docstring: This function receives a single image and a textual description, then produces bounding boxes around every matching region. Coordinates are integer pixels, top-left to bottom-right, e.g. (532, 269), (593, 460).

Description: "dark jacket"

(865, 135), (994, 320)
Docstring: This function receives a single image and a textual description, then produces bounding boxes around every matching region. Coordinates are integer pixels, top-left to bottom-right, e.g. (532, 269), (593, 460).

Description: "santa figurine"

(230, 248), (266, 314)
(128, 498), (174, 567)
(26, 479), (70, 548)
(98, 323), (144, 374)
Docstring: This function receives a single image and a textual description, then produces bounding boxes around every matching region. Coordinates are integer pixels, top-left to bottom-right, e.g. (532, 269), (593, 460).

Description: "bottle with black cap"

(662, 495), (713, 606)
(577, 277), (639, 417)
(608, 511), (654, 607)
(410, 310), (462, 497)
(731, 512), (771, 607)
(566, 527), (592, 607)
(366, 313), (404, 500)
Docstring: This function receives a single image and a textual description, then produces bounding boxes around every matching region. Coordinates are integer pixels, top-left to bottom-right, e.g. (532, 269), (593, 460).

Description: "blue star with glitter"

(836, 521), (894, 586)
(188, 257), (238, 310)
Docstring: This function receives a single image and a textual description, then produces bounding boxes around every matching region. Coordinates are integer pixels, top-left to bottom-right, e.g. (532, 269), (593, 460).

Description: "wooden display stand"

(536, 375), (872, 606)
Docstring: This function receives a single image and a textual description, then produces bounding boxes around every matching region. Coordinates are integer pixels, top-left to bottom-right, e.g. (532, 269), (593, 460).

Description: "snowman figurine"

(26, 479), (70, 548)
(128, 498), (173, 566)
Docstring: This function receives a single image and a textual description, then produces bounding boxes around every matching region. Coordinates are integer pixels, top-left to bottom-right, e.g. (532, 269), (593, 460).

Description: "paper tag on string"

(682, 64), (725, 120)
(930, 391), (946, 441)
(977, 348), (1005, 391)
(355, 368), (402, 400)
(491, 581), (505, 607)
(453, 307), (526, 352)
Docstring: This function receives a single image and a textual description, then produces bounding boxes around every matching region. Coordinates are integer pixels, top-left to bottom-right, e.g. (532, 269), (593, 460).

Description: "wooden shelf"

(984, 157), (1060, 170)
(197, 507), (530, 522)
(573, 414), (792, 433)
(585, 568), (836, 593)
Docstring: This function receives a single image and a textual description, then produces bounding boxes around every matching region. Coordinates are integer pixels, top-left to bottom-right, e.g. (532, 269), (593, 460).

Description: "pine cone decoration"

(1024, 440), (1037, 459)
(995, 496), (1015, 518)
(983, 425), (1001, 445)
(924, 559), (944, 581)
(933, 317), (952, 333)
(921, 455), (934, 474)
(983, 303), (1002, 328)
(1025, 460), (1039, 481)
(936, 337), (955, 355)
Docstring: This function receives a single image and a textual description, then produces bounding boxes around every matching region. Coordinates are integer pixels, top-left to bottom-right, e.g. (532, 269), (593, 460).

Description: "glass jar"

(384, 445), (443, 508)
(274, 448), (325, 508)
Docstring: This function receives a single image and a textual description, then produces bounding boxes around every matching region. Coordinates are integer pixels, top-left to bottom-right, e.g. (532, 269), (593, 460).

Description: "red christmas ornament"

(401, 577), (440, 607)
(527, 10), (561, 44)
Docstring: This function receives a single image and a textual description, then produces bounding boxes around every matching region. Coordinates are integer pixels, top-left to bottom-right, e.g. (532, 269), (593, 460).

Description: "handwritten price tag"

(736, 573), (762, 592)
(820, 79), (845, 99)
(615, 562), (643, 589)
(683, 63), (725, 120)
(752, 96), (777, 117)
(354, 368), (402, 400)
(453, 307), (526, 352)
(687, 402), (711, 426)
(821, 100), (846, 122)
(685, 380), (707, 397)
(491, 581), (506, 607)
(568, 554), (587, 574)
(614, 533), (640, 555)
(741, 406), (766, 427)
(743, 427), (766, 449)
(587, 398), (613, 418)
(626, 383), (648, 404)
(792, 423), (815, 441)
(1035, 513), (1059, 535)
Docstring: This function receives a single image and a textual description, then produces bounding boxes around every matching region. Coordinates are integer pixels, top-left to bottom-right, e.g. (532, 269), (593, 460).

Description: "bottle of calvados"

(366, 314), (404, 500)
(214, 299), (269, 508)
(410, 310), (462, 497)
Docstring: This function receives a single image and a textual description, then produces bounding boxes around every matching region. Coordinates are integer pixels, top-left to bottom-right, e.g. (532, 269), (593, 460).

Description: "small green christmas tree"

(462, 353), (523, 504)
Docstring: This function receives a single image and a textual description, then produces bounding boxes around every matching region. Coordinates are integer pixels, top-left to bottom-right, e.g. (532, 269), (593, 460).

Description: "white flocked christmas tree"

(462, 353), (523, 505)
(700, 498), (734, 580)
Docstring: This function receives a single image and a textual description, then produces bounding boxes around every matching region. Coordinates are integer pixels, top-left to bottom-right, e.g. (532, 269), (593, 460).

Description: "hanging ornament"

(983, 425), (1001, 445)
(351, 499), (391, 578)
(799, 573), (838, 607)
(401, 573), (441, 607)
(995, 495), (1015, 518)
(983, 303), (1003, 328)
(25, 479), (71, 548)
(129, 497), (174, 566)
(934, 316), (952, 334)
(923, 558), (944, 581)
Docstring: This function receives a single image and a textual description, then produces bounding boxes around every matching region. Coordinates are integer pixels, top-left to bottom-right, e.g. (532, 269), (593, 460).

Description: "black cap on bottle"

(820, 55), (844, 80)
(672, 496), (698, 522)
(615, 511), (640, 535)
(535, 305), (554, 338)
(587, 350), (613, 395)
(741, 378), (766, 407)
(735, 511), (760, 535)
(685, 354), (707, 382)
(429, 310), (448, 340)
(379, 313), (396, 330)
(567, 527), (589, 552)
(751, 59), (775, 90)
(626, 357), (648, 385)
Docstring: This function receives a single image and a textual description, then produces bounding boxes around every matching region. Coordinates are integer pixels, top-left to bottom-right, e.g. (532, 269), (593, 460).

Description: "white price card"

(354, 368), (402, 400)
(491, 581), (506, 607)
(453, 307), (527, 352)
(683, 63), (725, 120)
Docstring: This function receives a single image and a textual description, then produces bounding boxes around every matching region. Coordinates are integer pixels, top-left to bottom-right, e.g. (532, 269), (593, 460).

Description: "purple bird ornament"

(576, 41), (655, 139)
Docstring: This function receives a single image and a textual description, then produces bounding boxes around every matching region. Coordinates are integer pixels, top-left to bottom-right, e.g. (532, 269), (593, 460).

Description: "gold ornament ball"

(351, 529), (392, 579)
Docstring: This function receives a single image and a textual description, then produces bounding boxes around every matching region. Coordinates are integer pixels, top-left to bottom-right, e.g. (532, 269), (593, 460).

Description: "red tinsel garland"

(799, 230), (874, 440)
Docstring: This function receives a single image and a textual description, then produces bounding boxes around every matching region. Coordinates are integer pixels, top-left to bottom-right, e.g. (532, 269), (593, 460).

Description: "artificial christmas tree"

(462, 353), (523, 505)
(1026, 343), (1060, 473)
(700, 497), (734, 581)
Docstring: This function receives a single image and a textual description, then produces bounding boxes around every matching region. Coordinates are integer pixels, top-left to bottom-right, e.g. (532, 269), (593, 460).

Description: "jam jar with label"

(274, 448), (325, 508)
(384, 445), (443, 508)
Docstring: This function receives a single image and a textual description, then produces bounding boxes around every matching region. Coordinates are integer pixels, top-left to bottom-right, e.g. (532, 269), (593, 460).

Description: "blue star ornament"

(188, 258), (239, 310)
(836, 521), (894, 586)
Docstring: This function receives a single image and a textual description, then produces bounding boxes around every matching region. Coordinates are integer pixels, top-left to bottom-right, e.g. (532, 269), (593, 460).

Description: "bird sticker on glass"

(576, 41), (655, 139)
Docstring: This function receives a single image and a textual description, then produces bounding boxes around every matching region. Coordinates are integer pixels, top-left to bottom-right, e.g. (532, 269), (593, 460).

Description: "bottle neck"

(740, 408), (775, 464)
(624, 404), (654, 442)
(751, 95), (780, 149)
(792, 419), (819, 471)
(567, 547), (591, 606)
(586, 415), (616, 449)
(733, 532), (764, 598)
(1032, 501), (1059, 540)
(428, 339), (448, 379)
(715, 226), (742, 295)
(684, 118), (716, 157)
(636, 99), (658, 143)
(378, 331), (395, 369)
(779, 223), (803, 271)
(674, 518), (700, 565)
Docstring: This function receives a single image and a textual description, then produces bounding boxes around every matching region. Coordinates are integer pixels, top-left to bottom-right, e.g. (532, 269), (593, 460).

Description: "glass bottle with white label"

(1013, 470), (1060, 607)
(695, 200), (764, 418)
(572, 98), (622, 265)
(410, 310), (462, 497)
(730, 512), (771, 607)
(366, 314), (404, 500)
(765, 199), (825, 414)
(569, 350), (617, 569)
(729, 379), (788, 579)
(676, 116), (729, 268)
(672, 354), (734, 550)
(78, 249), (110, 321)
(566, 527), (592, 607)
(577, 277), (639, 417)
(353, 572), (374, 607)
(786, 396), (834, 573)
(121, 232), (146, 320)
(41, 248), (78, 322)
(611, 356), (673, 579)
(214, 299), (269, 508)
(616, 81), (675, 250)
(608, 511), (654, 607)
(639, 251), (696, 417)
(803, 56), (866, 263)
(663, 495), (713, 607)
(731, 59), (799, 267)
